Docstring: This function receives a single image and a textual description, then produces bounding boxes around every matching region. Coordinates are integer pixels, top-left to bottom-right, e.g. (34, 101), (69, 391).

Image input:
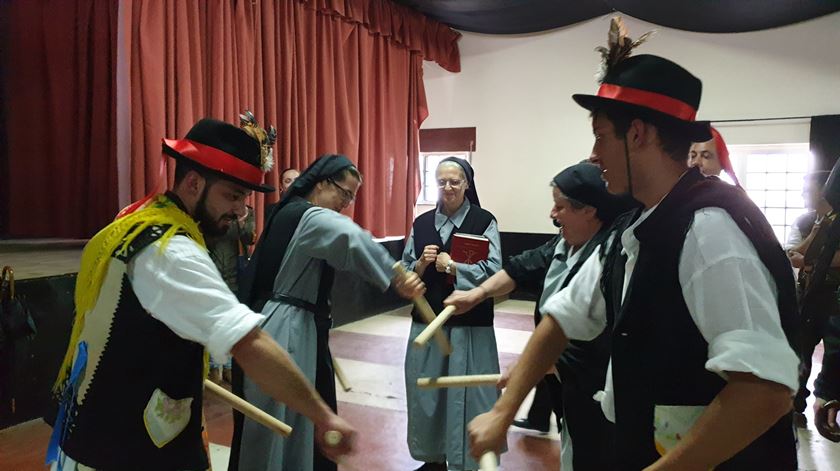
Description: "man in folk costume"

(47, 115), (356, 471)
(468, 18), (799, 470)
(446, 162), (635, 470)
(231, 154), (425, 471)
(402, 157), (503, 471)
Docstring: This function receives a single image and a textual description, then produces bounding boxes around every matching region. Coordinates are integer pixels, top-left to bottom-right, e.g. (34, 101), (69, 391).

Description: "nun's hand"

(435, 252), (453, 273)
(314, 413), (357, 462)
(416, 245), (439, 274)
(394, 270), (426, 300)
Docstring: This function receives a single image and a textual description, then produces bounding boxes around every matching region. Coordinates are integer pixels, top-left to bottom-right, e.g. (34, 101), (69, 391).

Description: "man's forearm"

(479, 270), (517, 299)
(493, 316), (568, 419)
(648, 372), (792, 470)
(232, 328), (333, 425)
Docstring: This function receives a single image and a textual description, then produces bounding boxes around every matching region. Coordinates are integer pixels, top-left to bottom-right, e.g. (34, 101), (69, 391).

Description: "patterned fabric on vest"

(58, 225), (208, 471)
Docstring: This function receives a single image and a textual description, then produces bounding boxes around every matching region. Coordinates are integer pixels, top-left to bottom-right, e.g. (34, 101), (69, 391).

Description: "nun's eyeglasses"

(329, 179), (356, 203)
(437, 179), (464, 189)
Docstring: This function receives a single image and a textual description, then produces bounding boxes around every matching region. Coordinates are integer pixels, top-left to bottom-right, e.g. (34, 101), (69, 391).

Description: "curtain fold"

(2, 0), (453, 238)
(3, 0), (118, 238)
(127, 0), (445, 237)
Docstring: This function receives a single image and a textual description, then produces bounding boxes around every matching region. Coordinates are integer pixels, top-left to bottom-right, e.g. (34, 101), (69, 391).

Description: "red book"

(450, 233), (490, 265)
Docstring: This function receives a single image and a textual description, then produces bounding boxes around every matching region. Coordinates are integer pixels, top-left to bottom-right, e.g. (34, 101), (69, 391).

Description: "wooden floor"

(2, 300), (839, 470)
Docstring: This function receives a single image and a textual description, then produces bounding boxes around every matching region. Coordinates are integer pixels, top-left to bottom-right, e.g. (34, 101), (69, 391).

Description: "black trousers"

(562, 376), (615, 470)
(525, 374), (564, 429)
(795, 285), (840, 413)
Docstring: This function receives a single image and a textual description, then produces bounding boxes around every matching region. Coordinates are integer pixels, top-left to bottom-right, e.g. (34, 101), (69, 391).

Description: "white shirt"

(128, 235), (265, 363)
(542, 206), (800, 421)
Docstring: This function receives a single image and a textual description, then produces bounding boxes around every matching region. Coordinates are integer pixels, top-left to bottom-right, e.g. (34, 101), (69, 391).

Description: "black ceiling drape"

(394, 0), (840, 34)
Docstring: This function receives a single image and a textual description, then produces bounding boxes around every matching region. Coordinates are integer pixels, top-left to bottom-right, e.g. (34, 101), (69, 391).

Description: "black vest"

(412, 205), (495, 327)
(60, 226), (208, 471)
(602, 169), (798, 470)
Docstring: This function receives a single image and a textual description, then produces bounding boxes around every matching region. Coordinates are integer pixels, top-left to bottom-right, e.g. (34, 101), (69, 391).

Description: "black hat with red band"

(162, 117), (275, 193)
(573, 54), (712, 143)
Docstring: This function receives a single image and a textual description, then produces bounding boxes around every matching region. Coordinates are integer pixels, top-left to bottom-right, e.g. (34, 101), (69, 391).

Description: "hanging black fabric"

(811, 115), (840, 173)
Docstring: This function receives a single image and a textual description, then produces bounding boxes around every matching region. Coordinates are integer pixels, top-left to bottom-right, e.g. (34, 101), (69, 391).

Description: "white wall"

(421, 13), (840, 234)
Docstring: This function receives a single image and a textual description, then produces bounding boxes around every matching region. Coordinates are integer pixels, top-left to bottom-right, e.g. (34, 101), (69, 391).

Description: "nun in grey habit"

(231, 154), (424, 471)
(402, 157), (504, 471)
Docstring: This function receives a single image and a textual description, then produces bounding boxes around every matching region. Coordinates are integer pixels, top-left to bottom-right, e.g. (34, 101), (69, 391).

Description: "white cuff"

(206, 308), (265, 363)
(706, 329), (799, 393)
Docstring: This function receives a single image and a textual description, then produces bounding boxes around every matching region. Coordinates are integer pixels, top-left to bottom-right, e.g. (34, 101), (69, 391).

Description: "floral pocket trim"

(143, 388), (193, 448)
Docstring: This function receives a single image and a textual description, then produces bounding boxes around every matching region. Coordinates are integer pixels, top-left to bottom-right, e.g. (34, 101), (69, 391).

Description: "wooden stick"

(416, 374), (502, 389)
(412, 305), (457, 348)
(479, 451), (498, 471)
(203, 379), (292, 437)
(392, 262), (452, 355)
(333, 358), (352, 392)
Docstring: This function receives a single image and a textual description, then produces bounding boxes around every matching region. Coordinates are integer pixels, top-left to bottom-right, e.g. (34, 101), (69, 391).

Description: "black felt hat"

(573, 54), (711, 142)
(162, 118), (275, 193)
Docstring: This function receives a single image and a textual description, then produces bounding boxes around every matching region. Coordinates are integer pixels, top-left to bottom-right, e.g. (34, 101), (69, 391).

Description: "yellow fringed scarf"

(54, 195), (207, 391)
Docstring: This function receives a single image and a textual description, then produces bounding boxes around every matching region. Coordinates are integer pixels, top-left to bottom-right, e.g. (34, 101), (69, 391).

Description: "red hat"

(709, 127), (740, 187)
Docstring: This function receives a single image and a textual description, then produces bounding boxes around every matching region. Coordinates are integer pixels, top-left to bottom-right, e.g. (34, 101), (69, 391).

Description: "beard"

(195, 187), (235, 237)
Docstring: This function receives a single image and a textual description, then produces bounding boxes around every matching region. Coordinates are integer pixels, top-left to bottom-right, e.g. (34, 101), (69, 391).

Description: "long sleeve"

(541, 247), (609, 341)
(453, 219), (502, 290)
(680, 208), (799, 392)
(503, 236), (559, 288)
(401, 227), (419, 273)
(293, 207), (394, 292)
(129, 236), (265, 363)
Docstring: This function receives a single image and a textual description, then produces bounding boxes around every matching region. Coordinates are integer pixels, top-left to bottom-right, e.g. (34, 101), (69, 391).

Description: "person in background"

(446, 162), (632, 470)
(786, 170), (840, 427)
(265, 168), (301, 220)
(402, 157), (502, 471)
(207, 205), (257, 383)
(688, 126), (740, 186)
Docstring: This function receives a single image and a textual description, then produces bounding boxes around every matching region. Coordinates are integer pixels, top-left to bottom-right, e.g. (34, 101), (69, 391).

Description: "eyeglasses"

(437, 179), (464, 189)
(329, 179), (356, 203)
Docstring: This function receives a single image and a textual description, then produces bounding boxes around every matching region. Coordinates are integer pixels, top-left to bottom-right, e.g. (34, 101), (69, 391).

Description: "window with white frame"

(417, 151), (471, 204)
(729, 143), (814, 242)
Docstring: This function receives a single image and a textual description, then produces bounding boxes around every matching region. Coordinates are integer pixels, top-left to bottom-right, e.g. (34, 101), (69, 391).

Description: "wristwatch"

(445, 260), (453, 274)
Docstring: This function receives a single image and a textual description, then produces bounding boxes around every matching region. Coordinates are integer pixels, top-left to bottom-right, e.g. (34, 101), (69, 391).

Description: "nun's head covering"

(553, 162), (638, 224)
(438, 156), (480, 207)
(275, 154), (357, 212)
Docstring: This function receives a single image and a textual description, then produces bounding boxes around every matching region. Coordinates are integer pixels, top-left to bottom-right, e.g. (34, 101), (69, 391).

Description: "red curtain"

(127, 0), (456, 237)
(3, 0), (118, 238)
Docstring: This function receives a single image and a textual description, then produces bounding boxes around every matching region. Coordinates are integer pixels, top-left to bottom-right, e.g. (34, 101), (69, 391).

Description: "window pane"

(788, 155), (810, 173)
(765, 208), (787, 226)
(765, 154), (788, 172)
(765, 191), (786, 207)
(772, 225), (786, 242)
(765, 173), (787, 190)
(786, 190), (804, 208)
(745, 173), (766, 190)
(747, 155), (767, 173)
(787, 172), (805, 189)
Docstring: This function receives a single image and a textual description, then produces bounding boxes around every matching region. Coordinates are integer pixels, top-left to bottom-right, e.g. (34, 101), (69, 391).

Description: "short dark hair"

(173, 159), (218, 187)
(592, 103), (693, 162)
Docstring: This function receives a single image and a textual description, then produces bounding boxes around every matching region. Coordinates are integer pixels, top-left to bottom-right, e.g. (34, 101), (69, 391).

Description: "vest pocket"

(143, 388), (194, 448)
(653, 404), (706, 456)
